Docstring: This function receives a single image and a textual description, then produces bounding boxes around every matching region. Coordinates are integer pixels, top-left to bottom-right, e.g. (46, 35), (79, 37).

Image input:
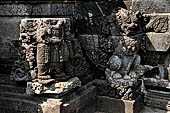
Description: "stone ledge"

(144, 89), (170, 111)
(143, 78), (170, 89)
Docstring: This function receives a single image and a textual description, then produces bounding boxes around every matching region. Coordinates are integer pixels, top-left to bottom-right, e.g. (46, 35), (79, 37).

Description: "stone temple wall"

(1, 0), (170, 113)
(0, 0), (127, 74)
(133, 0), (170, 111)
(0, 1), (128, 113)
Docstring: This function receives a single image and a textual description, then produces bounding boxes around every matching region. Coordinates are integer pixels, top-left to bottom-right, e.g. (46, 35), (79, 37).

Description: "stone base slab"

(0, 80), (96, 113)
(96, 95), (144, 113)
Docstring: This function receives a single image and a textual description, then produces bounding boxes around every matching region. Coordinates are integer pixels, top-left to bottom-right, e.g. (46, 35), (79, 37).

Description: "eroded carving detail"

(116, 8), (144, 35)
(146, 15), (168, 33)
(11, 18), (92, 95)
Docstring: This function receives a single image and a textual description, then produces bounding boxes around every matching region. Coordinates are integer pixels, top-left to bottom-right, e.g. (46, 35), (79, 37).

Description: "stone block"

(76, 98), (96, 113)
(96, 95), (144, 113)
(0, 4), (31, 16)
(74, 1), (126, 18)
(0, 63), (13, 74)
(61, 86), (96, 113)
(75, 17), (103, 34)
(0, 74), (16, 85)
(132, 0), (170, 13)
(51, 3), (74, 16)
(0, 97), (38, 113)
(144, 89), (170, 111)
(0, 17), (22, 59)
(31, 4), (51, 16)
(143, 78), (170, 89)
(145, 33), (170, 52)
(0, 3), (51, 16)
(0, 85), (25, 93)
(74, 2), (102, 18)
(39, 99), (62, 113)
(0, 17), (22, 43)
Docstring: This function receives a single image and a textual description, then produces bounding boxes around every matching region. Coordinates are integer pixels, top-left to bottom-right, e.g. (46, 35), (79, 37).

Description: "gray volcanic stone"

(145, 33), (170, 52)
(0, 17), (22, 59)
(96, 95), (144, 113)
(0, 3), (51, 16)
(132, 0), (170, 13)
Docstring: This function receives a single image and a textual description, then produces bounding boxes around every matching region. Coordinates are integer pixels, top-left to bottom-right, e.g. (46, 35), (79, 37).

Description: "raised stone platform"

(0, 79), (145, 113)
(0, 80), (96, 113)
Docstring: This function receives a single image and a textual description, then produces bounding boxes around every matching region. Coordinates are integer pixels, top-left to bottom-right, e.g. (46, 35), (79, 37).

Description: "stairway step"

(0, 84), (25, 93)
(0, 97), (38, 113)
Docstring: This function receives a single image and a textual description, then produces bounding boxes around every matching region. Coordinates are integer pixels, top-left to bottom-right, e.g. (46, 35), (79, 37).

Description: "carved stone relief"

(11, 18), (95, 94)
(9, 6), (170, 101)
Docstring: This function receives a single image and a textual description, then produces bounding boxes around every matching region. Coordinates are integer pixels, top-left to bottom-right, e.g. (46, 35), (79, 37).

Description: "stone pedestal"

(0, 81), (96, 113)
(96, 95), (144, 113)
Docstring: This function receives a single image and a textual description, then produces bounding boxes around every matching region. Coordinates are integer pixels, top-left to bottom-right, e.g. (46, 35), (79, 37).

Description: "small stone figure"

(105, 36), (141, 86)
(105, 36), (143, 100)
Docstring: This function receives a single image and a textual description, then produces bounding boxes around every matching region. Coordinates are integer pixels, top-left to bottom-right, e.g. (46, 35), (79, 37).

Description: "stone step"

(0, 84), (25, 93)
(0, 81), (96, 113)
(0, 96), (38, 113)
(144, 89), (170, 111)
(96, 95), (144, 113)
(0, 90), (62, 113)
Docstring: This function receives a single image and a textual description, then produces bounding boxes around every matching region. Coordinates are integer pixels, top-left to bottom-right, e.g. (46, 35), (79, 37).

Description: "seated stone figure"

(105, 36), (141, 86)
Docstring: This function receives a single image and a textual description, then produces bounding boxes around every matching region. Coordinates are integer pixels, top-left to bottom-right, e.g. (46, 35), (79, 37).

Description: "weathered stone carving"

(104, 35), (143, 100)
(116, 8), (144, 35)
(10, 48), (31, 81)
(0, 4), (50, 16)
(146, 15), (168, 33)
(11, 18), (90, 95)
(80, 35), (114, 71)
(19, 19), (38, 81)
